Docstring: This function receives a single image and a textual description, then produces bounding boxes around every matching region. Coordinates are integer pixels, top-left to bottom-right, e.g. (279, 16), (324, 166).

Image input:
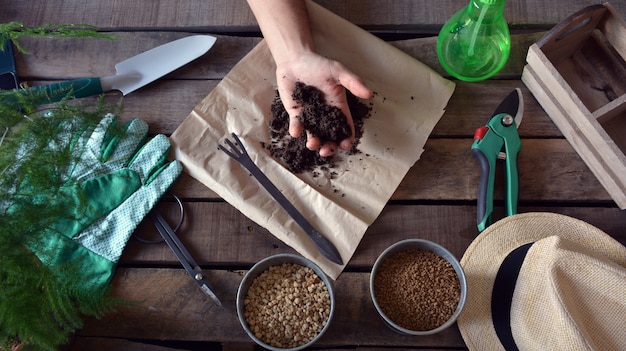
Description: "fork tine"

(218, 132), (249, 160)
(217, 143), (238, 159)
(229, 133), (249, 156)
(224, 138), (241, 155)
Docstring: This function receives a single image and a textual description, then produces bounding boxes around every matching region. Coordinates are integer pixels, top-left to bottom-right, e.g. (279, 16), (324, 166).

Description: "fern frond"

(0, 22), (116, 54)
(1, 97), (126, 351)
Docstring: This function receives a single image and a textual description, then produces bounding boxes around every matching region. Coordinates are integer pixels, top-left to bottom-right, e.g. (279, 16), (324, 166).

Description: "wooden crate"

(522, 2), (626, 209)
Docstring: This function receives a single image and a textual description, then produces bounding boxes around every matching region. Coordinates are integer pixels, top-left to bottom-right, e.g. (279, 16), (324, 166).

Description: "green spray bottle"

(437, 0), (510, 82)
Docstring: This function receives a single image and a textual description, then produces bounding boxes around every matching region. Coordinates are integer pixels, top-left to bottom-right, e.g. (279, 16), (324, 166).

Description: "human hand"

(275, 52), (372, 156)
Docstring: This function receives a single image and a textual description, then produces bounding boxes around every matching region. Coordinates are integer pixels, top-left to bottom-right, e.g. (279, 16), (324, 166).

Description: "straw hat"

(457, 212), (626, 351)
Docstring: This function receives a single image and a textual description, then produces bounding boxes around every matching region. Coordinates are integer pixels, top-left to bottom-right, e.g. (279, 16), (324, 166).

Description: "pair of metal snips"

(136, 194), (222, 306)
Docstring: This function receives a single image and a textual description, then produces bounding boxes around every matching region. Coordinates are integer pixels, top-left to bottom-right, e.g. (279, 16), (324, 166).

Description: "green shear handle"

(471, 113), (521, 232)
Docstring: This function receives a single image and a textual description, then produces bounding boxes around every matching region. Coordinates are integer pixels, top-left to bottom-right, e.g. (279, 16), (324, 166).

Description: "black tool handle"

(472, 147), (493, 232)
(219, 133), (343, 265)
(242, 161), (344, 266)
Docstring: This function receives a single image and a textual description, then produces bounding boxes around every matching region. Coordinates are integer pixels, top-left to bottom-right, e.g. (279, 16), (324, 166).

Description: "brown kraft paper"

(170, 0), (455, 279)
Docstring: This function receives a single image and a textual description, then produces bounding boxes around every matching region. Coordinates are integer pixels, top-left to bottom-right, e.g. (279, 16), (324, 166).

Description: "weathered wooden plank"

(166, 137), (613, 202)
(11, 33), (562, 138)
(121, 203), (477, 267)
(11, 31), (561, 139)
(339, 349), (466, 351)
(79, 194), (626, 349)
(14, 33), (260, 80)
(77, 269), (468, 348)
(402, 137), (613, 202)
(22, 79), (561, 139)
(221, 342), (257, 351)
(3, 1), (624, 31)
(434, 81), (561, 138)
(67, 337), (192, 351)
(389, 31), (546, 78)
(68, 337), (430, 351)
(13, 31), (541, 81)
(1, 0), (257, 32)
(80, 203), (625, 347)
(120, 203), (626, 268)
(316, 0), (626, 30)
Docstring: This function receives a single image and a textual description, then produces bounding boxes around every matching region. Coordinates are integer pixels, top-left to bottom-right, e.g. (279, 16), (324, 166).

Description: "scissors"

(471, 88), (523, 232)
(138, 194), (222, 306)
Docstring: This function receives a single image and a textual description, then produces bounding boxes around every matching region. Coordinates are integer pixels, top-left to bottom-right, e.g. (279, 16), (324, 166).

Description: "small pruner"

(471, 88), (523, 232)
(218, 133), (344, 265)
(149, 208), (222, 306)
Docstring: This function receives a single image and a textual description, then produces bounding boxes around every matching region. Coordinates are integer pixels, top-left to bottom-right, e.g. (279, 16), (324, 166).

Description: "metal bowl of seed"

(237, 254), (335, 350)
(370, 239), (467, 335)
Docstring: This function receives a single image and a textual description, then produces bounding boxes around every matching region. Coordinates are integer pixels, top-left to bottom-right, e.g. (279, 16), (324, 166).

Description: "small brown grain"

(373, 249), (461, 331)
(243, 263), (331, 349)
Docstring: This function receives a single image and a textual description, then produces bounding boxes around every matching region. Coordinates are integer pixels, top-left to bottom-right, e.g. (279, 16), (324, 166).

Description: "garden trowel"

(22, 35), (216, 104)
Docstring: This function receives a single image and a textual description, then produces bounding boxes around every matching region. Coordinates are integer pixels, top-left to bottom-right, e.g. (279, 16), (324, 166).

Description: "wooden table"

(3, 1), (625, 350)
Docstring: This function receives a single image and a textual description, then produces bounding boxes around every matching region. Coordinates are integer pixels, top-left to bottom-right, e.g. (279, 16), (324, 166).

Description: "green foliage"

(1, 25), (123, 351)
(0, 95), (127, 351)
(0, 22), (116, 54)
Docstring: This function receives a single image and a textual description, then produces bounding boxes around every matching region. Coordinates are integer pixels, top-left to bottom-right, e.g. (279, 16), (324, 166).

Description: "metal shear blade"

(150, 210), (222, 306)
(492, 88), (524, 127)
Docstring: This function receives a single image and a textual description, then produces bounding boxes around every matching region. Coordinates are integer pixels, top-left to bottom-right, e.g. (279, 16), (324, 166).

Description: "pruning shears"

(471, 88), (523, 232)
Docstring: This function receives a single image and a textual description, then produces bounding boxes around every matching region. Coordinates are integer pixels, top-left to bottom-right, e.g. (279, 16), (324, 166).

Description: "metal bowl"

(237, 254), (335, 351)
(370, 239), (467, 335)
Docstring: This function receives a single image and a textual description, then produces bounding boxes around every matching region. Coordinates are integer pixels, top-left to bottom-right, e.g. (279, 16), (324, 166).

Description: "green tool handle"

(503, 145), (519, 217)
(1, 78), (104, 106)
(28, 78), (104, 103)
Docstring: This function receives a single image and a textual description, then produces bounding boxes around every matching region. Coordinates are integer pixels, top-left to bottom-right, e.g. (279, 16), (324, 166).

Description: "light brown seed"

(244, 263), (331, 348)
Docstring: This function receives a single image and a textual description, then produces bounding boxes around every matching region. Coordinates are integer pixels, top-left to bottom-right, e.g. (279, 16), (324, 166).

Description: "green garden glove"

(30, 113), (182, 294)
(1, 112), (182, 351)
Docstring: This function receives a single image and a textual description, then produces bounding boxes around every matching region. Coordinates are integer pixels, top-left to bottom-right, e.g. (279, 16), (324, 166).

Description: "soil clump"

(263, 82), (371, 174)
